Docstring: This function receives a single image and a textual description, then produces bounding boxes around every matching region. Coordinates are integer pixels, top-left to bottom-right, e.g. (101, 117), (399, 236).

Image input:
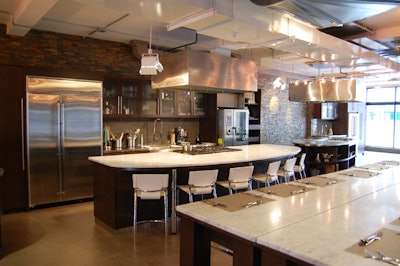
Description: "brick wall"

(258, 73), (307, 145)
(0, 25), (142, 79)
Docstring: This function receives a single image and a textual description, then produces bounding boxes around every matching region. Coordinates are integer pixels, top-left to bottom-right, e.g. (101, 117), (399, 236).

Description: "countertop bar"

(89, 144), (301, 232)
(176, 165), (400, 265)
(89, 144), (301, 169)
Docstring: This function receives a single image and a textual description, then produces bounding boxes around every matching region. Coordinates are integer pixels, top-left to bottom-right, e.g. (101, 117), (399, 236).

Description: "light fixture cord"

(149, 25), (153, 53)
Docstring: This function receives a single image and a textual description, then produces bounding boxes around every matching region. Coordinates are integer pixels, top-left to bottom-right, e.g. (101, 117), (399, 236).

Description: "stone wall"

(258, 73), (307, 145)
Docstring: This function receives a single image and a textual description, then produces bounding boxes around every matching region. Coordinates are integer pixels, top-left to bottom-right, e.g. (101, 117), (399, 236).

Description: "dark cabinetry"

(0, 66), (27, 211)
(103, 78), (206, 118)
(245, 90), (261, 144)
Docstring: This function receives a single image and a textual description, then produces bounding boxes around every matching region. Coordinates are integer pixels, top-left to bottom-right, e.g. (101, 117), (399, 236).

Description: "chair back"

(188, 169), (218, 187)
(228, 165), (254, 182)
(283, 157), (297, 173)
(132, 174), (169, 191)
(299, 153), (306, 167)
(267, 161), (281, 182)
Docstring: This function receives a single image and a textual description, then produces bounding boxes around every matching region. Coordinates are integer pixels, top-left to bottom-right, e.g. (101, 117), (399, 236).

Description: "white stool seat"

(217, 165), (254, 195)
(132, 173), (169, 226)
(178, 169), (219, 203)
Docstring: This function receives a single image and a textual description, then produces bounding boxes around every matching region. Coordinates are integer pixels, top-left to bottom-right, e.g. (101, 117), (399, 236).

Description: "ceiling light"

(140, 26), (163, 75)
(139, 52), (163, 75)
(166, 8), (216, 31)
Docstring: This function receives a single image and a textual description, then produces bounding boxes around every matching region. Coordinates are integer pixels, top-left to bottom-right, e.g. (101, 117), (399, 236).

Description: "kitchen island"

(88, 144), (300, 232)
(177, 162), (400, 265)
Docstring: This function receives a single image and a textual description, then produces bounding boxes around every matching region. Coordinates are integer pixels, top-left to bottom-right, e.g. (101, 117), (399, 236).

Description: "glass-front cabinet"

(160, 89), (175, 115)
(177, 90), (191, 116)
(193, 92), (205, 116)
(121, 80), (138, 115)
(141, 81), (158, 116)
(103, 79), (118, 114)
(103, 78), (206, 118)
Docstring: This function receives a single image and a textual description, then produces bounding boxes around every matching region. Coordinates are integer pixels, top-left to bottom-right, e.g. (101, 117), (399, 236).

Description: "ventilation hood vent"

(289, 79), (366, 102)
(151, 50), (257, 93)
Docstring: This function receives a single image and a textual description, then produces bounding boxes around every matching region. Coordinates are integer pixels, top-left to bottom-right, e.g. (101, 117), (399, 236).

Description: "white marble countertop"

(176, 164), (400, 265)
(88, 144), (301, 169)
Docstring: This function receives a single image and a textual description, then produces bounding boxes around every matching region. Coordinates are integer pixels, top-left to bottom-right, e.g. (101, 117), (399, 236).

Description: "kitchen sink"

(142, 145), (179, 153)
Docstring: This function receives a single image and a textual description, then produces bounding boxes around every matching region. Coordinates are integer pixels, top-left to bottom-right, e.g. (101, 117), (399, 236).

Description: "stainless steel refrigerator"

(218, 109), (249, 146)
(26, 76), (102, 207)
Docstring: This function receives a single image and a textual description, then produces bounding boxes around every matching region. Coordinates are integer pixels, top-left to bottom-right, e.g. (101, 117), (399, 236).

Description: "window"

(365, 86), (400, 151)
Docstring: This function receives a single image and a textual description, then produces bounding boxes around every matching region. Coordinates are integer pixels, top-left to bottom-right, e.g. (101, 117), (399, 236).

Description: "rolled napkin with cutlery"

(359, 231), (383, 246)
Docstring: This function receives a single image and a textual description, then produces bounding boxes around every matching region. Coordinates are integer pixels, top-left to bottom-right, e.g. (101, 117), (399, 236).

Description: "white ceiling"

(1, 0), (400, 84)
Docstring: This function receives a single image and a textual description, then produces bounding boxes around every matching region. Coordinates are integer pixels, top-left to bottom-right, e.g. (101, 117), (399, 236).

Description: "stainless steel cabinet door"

(27, 94), (61, 206)
(62, 95), (101, 201)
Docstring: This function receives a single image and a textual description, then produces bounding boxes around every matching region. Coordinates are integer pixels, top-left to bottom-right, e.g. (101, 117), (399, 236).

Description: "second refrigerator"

(218, 109), (249, 146)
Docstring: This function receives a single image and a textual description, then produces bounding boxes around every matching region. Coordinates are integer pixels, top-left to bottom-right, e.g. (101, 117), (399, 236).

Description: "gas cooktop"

(174, 146), (241, 155)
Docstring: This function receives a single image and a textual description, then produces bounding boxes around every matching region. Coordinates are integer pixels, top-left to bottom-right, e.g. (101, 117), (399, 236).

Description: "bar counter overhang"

(88, 144), (301, 232)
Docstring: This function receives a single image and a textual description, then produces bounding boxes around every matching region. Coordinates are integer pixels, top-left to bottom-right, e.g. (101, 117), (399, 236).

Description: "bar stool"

(217, 165), (254, 195)
(177, 169), (219, 203)
(252, 160), (281, 188)
(277, 157), (297, 183)
(132, 174), (169, 226)
(294, 153), (307, 179)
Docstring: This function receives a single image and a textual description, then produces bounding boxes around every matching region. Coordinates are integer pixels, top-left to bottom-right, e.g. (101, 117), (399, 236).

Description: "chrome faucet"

(153, 118), (162, 145)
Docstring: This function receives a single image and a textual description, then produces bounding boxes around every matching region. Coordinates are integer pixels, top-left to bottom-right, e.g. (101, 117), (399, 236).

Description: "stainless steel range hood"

(289, 79), (366, 102)
(151, 49), (257, 93)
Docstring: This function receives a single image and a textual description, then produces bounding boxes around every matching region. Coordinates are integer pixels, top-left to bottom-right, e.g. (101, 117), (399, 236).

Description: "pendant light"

(139, 25), (163, 75)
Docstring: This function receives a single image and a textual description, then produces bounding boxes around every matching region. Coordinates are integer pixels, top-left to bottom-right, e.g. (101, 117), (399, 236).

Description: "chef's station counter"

(293, 136), (357, 175)
(293, 135), (356, 147)
(89, 144), (300, 231)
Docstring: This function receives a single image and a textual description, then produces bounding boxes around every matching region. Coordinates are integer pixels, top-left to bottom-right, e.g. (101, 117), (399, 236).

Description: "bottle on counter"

(104, 101), (110, 114)
(195, 134), (201, 144)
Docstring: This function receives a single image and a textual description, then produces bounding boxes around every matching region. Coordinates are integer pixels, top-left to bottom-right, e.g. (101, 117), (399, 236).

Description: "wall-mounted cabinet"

(103, 78), (207, 119)
(103, 79), (138, 115)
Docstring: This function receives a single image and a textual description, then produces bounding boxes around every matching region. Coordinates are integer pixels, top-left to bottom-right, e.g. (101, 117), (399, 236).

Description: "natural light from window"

(365, 87), (400, 150)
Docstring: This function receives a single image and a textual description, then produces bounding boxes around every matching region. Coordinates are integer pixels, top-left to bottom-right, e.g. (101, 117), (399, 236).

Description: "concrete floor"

(0, 151), (399, 265)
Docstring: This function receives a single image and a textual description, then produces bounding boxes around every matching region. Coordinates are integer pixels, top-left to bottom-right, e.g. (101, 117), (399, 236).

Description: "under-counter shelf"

(294, 140), (357, 176)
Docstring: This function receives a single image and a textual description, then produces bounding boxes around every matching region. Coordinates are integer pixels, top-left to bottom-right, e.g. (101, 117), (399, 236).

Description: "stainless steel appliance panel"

(62, 95), (102, 201)
(27, 94), (62, 205)
(27, 76), (102, 207)
(218, 109), (249, 146)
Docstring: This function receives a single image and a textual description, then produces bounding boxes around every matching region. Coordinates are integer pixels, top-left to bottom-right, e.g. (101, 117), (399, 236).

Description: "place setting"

(376, 160), (400, 167)
(345, 228), (400, 264)
(338, 169), (381, 178)
(355, 164), (390, 171)
(293, 176), (342, 187)
(257, 182), (316, 197)
(202, 192), (275, 212)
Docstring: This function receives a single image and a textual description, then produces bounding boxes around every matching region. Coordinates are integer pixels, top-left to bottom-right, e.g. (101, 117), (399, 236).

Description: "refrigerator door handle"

(21, 98), (25, 171)
(58, 102), (66, 196)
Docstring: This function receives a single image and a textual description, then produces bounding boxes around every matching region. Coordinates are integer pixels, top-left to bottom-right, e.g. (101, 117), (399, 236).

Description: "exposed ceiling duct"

(250, 0), (398, 28)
